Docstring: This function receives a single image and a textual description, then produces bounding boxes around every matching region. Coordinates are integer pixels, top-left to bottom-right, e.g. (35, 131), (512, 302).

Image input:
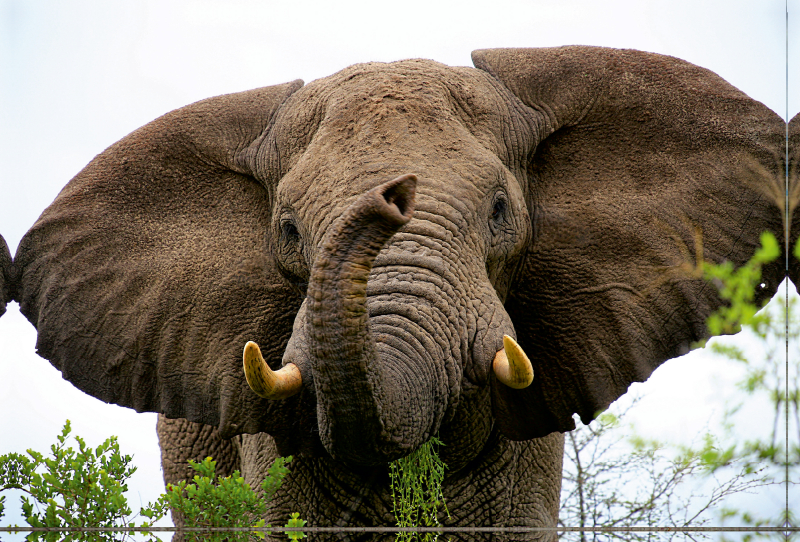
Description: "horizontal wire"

(0, 526), (797, 533)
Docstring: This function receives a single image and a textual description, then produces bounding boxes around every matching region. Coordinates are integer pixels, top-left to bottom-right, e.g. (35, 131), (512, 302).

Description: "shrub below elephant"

(1, 46), (787, 540)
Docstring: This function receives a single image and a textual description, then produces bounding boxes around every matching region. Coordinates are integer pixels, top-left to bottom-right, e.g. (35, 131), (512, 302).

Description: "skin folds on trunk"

(306, 174), (444, 466)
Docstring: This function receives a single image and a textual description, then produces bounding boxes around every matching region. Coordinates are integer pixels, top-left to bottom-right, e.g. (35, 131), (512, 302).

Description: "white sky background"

(0, 0), (796, 536)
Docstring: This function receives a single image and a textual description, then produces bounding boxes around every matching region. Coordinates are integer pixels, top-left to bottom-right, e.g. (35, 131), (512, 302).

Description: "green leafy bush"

(0, 421), (141, 541)
(143, 456), (305, 541)
(0, 421), (305, 541)
(698, 233), (798, 534)
(699, 231), (781, 341)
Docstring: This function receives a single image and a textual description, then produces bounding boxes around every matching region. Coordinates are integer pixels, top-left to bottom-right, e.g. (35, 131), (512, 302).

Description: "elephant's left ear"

(474, 47), (786, 439)
(13, 81), (306, 437)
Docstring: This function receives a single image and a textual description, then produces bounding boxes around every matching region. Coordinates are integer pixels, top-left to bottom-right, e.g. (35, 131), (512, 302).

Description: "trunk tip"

(380, 174), (417, 221)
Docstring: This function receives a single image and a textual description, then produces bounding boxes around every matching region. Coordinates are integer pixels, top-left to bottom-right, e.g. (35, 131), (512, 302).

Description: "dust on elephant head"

(3, 46), (788, 532)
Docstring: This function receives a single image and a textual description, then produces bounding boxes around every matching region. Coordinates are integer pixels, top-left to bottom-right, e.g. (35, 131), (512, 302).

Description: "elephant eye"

(277, 216), (309, 285)
(491, 198), (507, 223)
(281, 219), (301, 243)
(489, 193), (509, 236)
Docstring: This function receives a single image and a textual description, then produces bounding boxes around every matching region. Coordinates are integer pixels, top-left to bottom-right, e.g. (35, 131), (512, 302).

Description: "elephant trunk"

(306, 174), (434, 465)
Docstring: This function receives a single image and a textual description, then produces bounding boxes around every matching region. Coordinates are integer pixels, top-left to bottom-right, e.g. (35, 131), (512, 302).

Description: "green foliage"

(283, 513), (306, 541)
(697, 235), (799, 534)
(144, 456), (300, 541)
(699, 231), (780, 341)
(0, 421), (305, 541)
(389, 437), (449, 542)
(0, 420), (143, 541)
(262, 456), (292, 504)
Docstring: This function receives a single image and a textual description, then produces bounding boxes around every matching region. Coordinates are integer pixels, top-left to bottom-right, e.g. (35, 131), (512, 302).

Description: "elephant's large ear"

(0, 235), (11, 317)
(474, 47), (786, 439)
(789, 113), (800, 288)
(14, 81), (307, 437)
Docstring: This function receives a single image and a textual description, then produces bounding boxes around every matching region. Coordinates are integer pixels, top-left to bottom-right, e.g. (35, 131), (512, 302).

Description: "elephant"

(0, 46), (789, 540)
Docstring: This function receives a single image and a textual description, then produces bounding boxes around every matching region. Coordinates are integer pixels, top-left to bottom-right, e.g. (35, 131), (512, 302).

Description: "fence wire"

(0, 526), (797, 533)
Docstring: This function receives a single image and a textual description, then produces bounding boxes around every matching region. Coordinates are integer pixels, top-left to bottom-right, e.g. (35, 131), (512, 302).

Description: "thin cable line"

(0, 527), (798, 533)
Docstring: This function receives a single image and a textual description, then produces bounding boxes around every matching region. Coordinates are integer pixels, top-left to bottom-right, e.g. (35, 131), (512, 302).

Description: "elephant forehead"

(282, 130), (509, 200)
(266, 59), (533, 184)
(322, 61), (510, 131)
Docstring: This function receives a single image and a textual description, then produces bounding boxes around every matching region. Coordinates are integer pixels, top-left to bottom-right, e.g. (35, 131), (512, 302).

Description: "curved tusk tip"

(243, 341), (261, 357)
(243, 342), (265, 375)
(502, 335), (523, 356)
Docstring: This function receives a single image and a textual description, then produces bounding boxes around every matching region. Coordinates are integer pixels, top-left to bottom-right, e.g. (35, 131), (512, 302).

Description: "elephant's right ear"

(474, 47), (786, 440)
(14, 81), (307, 437)
(0, 235), (12, 317)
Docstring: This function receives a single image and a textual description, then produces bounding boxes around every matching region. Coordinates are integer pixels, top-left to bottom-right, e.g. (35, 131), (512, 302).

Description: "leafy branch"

(0, 421), (306, 541)
(389, 436), (449, 542)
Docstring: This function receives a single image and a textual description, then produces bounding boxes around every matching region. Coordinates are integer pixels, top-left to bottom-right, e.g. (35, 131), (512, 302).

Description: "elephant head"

(10, 47), (785, 482)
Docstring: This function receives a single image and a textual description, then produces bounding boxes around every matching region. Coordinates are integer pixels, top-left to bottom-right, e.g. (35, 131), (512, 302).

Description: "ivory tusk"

(492, 335), (534, 389)
(243, 341), (303, 400)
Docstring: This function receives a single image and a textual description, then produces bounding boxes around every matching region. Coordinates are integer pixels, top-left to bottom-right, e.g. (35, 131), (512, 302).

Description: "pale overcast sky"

(0, 0), (795, 536)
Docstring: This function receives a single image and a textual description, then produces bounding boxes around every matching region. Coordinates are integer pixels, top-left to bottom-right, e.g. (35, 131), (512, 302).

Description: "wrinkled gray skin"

(3, 47), (789, 540)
